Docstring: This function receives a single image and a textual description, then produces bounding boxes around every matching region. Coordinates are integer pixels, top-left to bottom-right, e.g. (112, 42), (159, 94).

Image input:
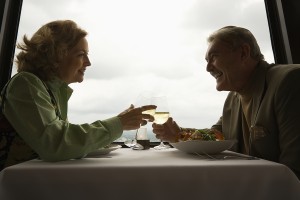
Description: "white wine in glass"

(153, 112), (169, 124)
(152, 96), (171, 150)
(142, 109), (156, 116)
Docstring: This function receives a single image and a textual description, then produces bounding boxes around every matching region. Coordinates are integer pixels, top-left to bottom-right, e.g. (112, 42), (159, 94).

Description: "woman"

(0, 20), (155, 168)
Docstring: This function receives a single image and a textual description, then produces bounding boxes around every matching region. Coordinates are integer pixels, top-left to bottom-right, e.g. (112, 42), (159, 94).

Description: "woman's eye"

(78, 53), (85, 57)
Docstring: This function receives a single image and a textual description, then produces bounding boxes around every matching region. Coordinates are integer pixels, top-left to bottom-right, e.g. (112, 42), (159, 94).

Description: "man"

(152, 26), (300, 179)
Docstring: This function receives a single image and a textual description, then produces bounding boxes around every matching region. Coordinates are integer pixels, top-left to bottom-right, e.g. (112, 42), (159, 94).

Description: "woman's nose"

(85, 56), (91, 66)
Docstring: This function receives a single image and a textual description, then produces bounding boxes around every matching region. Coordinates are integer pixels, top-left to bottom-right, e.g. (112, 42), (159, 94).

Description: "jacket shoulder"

(8, 72), (41, 85)
(267, 64), (300, 84)
(5, 72), (44, 94)
(268, 64), (300, 77)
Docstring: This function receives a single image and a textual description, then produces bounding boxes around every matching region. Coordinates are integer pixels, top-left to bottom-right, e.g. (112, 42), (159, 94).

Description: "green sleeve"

(3, 73), (123, 161)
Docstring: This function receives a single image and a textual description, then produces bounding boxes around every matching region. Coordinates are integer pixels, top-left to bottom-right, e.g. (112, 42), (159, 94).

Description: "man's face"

(205, 39), (247, 92)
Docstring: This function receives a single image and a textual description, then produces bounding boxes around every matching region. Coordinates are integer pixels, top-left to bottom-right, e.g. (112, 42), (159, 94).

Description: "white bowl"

(170, 140), (236, 154)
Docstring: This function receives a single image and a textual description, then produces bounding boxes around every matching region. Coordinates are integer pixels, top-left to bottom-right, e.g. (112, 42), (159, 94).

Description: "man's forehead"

(207, 40), (231, 53)
(205, 39), (233, 60)
(205, 40), (219, 56)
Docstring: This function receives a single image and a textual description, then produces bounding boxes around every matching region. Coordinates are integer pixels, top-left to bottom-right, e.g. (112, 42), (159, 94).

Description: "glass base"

(124, 139), (137, 148)
(154, 141), (170, 150)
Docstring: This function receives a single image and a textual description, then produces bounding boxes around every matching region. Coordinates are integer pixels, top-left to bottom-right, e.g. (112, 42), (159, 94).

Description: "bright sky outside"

(15, 0), (274, 140)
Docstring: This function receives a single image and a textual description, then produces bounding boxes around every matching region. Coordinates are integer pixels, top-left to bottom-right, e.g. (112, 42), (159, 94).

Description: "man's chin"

(216, 84), (226, 91)
(216, 87), (230, 92)
(216, 83), (222, 91)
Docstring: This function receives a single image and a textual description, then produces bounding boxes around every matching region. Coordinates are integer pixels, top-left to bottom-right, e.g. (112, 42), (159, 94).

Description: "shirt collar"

(238, 60), (268, 97)
(45, 77), (73, 100)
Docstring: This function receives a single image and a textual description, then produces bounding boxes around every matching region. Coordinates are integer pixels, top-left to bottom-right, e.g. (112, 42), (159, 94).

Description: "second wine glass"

(136, 92), (156, 117)
(152, 96), (170, 150)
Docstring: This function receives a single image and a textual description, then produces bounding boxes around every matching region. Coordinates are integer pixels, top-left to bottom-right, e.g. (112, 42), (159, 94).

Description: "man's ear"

(240, 43), (251, 60)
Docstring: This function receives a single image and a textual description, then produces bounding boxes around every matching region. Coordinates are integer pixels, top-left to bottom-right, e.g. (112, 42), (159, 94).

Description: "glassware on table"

(124, 136), (137, 148)
(125, 92), (155, 149)
(152, 96), (171, 150)
(134, 127), (150, 150)
(124, 128), (150, 150)
(135, 92), (156, 116)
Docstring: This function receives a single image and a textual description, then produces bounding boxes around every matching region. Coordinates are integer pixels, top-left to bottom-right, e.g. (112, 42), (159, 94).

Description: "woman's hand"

(152, 117), (181, 142)
(118, 104), (156, 130)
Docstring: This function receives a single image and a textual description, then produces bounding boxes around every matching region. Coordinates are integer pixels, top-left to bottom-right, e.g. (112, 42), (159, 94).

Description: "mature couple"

(1, 20), (300, 180)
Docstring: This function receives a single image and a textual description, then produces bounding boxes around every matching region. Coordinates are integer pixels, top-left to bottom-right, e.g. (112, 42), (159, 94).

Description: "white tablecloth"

(1, 148), (300, 200)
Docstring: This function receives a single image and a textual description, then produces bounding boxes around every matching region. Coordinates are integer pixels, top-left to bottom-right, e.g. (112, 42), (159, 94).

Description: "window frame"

(0, 0), (299, 147)
(264, 0), (300, 64)
(0, 0), (22, 91)
(1, 0), (300, 89)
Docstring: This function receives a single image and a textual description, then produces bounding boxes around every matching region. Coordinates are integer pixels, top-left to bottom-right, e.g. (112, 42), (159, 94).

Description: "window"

(2, 0), (276, 142)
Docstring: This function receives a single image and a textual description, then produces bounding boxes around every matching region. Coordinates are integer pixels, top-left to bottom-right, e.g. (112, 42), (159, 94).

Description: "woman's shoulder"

(10, 72), (42, 83)
(12, 71), (39, 79)
(7, 72), (44, 91)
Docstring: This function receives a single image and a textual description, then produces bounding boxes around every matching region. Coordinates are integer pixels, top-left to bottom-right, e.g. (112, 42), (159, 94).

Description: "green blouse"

(2, 72), (123, 162)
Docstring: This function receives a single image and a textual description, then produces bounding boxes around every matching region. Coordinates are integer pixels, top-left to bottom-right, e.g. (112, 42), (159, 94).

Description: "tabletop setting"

(1, 95), (300, 200)
(1, 138), (300, 200)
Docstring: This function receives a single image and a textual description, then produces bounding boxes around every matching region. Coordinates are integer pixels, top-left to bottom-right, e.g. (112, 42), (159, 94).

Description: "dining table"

(1, 147), (300, 200)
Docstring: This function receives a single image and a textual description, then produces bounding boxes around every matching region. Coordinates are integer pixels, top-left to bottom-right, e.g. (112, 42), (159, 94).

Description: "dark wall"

(0, 0), (5, 31)
(282, 1), (300, 63)
(0, 0), (23, 90)
(265, 0), (300, 64)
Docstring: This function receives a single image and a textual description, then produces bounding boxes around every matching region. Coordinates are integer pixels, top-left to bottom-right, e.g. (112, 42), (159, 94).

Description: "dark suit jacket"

(212, 60), (300, 179)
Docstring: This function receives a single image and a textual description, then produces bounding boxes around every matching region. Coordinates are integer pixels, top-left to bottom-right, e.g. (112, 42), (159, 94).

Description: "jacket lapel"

(251, 61), (272, 125)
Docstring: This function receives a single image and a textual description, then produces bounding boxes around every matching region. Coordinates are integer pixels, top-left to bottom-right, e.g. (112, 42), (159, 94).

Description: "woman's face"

(58, 37), (91, 84)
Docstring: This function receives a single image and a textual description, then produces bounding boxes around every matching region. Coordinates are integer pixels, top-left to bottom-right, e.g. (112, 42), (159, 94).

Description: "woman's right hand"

(117, 104), (156, 130)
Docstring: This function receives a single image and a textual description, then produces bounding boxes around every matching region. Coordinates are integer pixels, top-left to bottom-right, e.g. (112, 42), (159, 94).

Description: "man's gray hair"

(207, 26), (264, 61)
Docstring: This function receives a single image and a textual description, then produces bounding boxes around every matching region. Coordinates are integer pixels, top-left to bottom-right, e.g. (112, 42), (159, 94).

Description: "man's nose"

(206, 62), (212, 72)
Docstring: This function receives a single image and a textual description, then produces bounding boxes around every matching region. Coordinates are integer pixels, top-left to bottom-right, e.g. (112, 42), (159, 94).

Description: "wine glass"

(135, 92), (156, 117)
(132, 127), (150, 150)
(152, 96), (170, 150)
(124, 137), (137, 148)
(124, 92), (156, 148)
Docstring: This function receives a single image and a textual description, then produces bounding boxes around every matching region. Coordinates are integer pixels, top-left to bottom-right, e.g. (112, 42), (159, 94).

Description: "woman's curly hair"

(16, 20), (88, 81)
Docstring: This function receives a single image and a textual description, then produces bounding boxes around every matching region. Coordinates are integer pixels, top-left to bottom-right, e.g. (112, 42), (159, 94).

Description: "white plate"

(86, 144), (122, 157)
(170, 140), (236, 154)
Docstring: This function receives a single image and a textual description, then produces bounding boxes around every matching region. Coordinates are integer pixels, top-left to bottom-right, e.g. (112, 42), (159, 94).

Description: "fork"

(194, 152), (258, 160)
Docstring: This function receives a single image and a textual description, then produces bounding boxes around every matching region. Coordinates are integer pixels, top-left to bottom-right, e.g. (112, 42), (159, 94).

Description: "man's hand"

(152, 117), (181, 142)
